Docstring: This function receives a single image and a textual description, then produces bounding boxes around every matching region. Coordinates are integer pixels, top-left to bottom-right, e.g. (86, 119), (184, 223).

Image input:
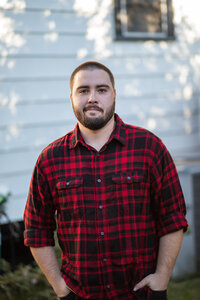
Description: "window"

(114, 0), (174, 40)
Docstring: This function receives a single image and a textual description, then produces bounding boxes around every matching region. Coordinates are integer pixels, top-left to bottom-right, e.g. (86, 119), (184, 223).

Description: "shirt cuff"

(157, 213), (188, 238)
(24, 229), (55, 247)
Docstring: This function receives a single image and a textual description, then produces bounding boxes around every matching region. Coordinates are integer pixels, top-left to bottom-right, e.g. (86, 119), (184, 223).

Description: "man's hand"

(133, 272), (169, 292)
(54, 277), (71, 297)
(133, 230), (183, 292)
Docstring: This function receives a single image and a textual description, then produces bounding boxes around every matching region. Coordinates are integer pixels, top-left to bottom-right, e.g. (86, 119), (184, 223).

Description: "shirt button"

(106, 284), (110, 289)
(127, 176), (131, 180)
(99, 205), (103, 209)
(97, 178), (101, 183)
(100, 231), (104, 236)
(66, 182), (70, 186)
(103, 258), (107, 262)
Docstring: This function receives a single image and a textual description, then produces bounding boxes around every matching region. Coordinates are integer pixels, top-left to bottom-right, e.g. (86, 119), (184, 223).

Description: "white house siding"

(0, 0), (200, 223)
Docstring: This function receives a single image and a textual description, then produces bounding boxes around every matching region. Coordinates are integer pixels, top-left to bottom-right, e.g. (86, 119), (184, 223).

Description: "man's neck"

(78, 116), (115, 152)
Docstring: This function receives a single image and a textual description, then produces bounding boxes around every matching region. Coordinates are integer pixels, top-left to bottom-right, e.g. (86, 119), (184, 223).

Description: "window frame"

(114, 0), (175, 41)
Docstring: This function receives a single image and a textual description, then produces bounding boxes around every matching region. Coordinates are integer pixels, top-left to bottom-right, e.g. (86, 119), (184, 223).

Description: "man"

(24, 61), (188, 300)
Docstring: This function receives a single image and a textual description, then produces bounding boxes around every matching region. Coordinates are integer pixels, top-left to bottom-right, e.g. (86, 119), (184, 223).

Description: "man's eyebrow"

(77, 85), (89, 90)
(77, 84), (110, 90)
(96, 84), (110, 88)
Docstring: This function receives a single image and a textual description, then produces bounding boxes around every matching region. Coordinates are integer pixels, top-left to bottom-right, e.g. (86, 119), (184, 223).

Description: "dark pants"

(59, 292), (77, 300)
(60, 290), (167, 300)
(150, 290), (167, 300)
(136, 289), (167, 300)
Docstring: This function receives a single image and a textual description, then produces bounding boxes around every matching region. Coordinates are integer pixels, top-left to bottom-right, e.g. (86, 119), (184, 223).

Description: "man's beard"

(72, 101), (115, 130)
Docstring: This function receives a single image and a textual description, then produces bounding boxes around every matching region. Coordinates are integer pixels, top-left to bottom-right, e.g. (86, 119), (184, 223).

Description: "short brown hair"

(70, 61), (115, 91)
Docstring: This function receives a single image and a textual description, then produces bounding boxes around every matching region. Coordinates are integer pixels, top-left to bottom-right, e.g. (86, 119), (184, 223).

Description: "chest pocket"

(111, 171), (150, 215)
(56, 177), (84, 220)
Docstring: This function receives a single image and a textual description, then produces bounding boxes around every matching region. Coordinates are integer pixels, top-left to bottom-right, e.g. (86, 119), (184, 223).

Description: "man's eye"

(98, 89), (106, 93)
(80, 90), (88, 94)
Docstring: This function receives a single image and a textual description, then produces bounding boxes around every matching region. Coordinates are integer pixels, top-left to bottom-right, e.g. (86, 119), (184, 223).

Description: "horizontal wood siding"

(0, 0), (200, 222)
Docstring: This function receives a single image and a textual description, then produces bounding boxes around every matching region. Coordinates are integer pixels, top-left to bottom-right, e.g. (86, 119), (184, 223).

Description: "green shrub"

(0, 259), (57, 300)
(0, 234), (62, 299)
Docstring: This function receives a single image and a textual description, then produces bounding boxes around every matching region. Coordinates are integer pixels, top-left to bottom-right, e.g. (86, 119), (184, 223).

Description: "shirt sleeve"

(24, 156), (56, 247)
(150, 141), (188, 237)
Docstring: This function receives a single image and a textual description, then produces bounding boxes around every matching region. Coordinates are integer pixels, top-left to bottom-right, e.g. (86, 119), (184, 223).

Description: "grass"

(168, 277), (200, 300)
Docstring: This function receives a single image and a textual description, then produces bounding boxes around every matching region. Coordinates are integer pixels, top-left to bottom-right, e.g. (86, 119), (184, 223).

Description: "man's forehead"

(73, 69), (112, 86)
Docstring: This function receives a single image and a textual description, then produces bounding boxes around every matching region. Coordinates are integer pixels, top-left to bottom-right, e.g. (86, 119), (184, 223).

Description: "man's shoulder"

(123, 121), (167, 153)
(37, 130), (74, 162)
(125, 122), (161, 141)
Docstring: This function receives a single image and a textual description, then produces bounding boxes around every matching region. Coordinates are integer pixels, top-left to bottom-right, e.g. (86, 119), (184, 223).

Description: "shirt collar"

(69, 113), (126, 149)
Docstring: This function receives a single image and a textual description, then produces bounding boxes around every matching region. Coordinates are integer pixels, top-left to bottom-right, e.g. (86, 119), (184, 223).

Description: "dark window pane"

(126, 0), (162, 33)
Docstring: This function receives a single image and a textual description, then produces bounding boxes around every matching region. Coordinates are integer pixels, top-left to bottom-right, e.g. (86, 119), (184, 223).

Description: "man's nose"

(88, 91), (97, 103)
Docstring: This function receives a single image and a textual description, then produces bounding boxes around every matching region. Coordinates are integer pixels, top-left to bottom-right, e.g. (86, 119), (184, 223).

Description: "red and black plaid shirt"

(24, 114), (187, 300)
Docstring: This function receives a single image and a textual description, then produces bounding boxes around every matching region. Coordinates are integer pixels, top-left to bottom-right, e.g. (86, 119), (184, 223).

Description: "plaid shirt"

(24, 114), (187, 300)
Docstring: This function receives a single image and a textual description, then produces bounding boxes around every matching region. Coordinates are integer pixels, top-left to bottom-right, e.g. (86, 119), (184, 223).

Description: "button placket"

(95, 151), (109, 287)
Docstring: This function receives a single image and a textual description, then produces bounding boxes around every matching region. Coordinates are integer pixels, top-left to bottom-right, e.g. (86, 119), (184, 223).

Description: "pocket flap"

(56, 177), (83, 190)
(112, 171), (146, 184)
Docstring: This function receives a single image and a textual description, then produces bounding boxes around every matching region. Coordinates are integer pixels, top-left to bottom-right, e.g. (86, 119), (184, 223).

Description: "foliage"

(0, 234), (61, 300)
(0, 259), (57, 300)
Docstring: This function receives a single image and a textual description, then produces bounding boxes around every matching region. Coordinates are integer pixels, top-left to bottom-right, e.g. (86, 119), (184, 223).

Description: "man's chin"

(82, 117), (105, 130)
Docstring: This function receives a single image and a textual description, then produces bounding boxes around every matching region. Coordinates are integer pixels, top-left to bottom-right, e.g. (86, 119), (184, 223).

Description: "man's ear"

(114, 89), (116, 101)
(70, 93), (72, 102)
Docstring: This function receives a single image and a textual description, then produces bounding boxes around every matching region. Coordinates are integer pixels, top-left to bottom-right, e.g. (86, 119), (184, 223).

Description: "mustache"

(83, 105), (103, 112)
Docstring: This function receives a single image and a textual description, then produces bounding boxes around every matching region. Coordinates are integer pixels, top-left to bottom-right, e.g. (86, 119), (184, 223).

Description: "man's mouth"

(84, 106), (103, 112)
